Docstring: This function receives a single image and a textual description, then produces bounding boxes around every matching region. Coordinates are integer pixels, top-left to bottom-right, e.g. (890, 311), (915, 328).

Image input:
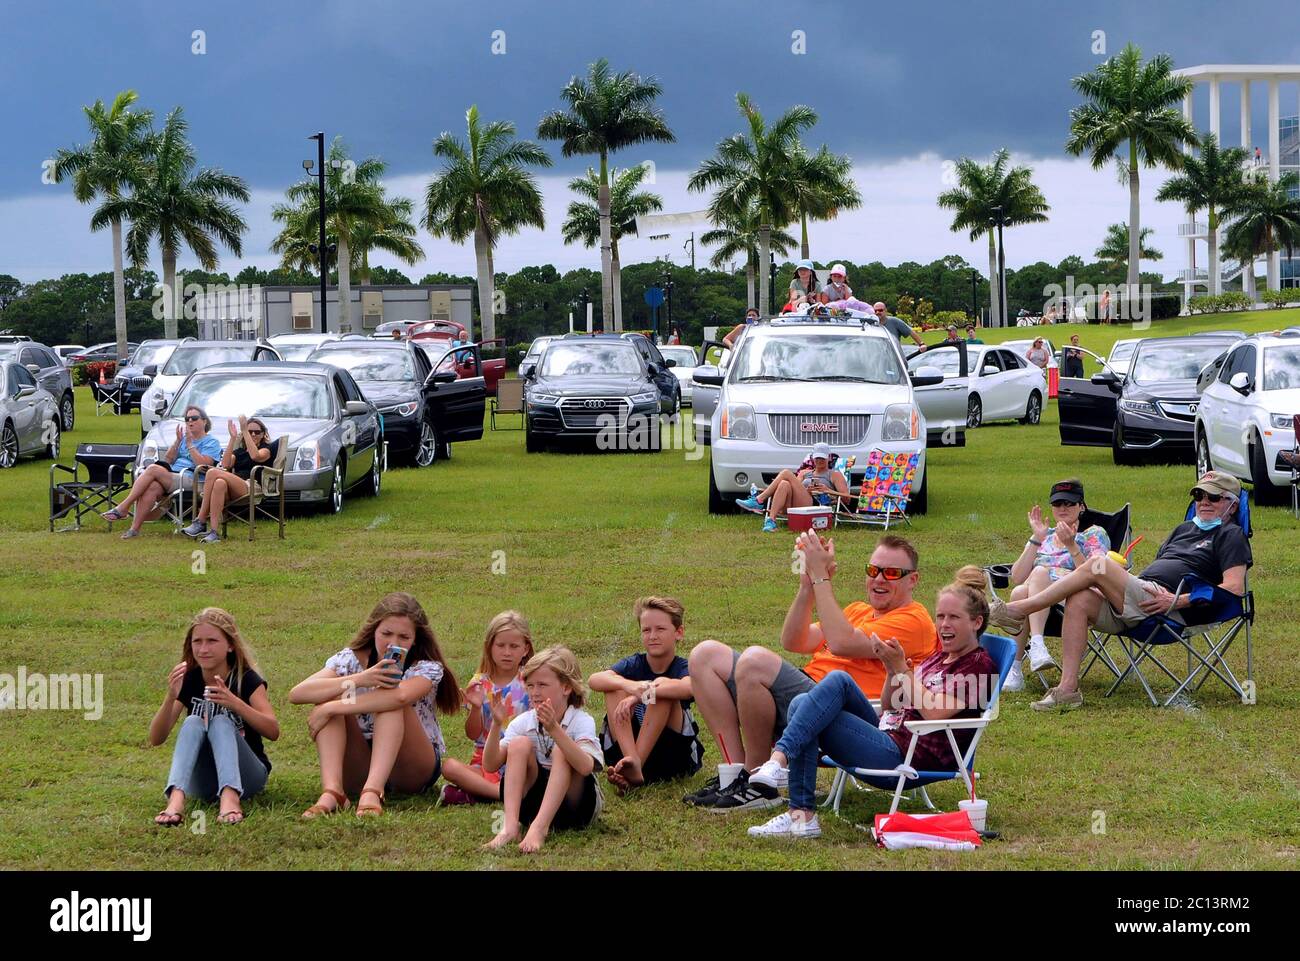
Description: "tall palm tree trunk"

(162, 248), (178, 339)
(987, 231), (1000, 327)
(746, 258), (756, 311)
(611, 239), (624, 333)
(1127, 145), (1141, 301)
(110, 218), (128, 359)
(598, 154), (616, 332)
(337, 235), (353, 332)
(800, 211), (810, 260)
(1208, 209), (1220, 296)
(358, 248), (371, 287)
(473, 220), (492, 343)
(758, 223), (771, 318)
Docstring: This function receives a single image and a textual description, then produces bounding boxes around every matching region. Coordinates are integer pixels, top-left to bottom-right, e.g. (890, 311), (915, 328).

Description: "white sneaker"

(1027, 637), (1058, 672)
(1003, 662), (1025, 692)
(749, 759), (785, 790)
(747, 811), (822, 839)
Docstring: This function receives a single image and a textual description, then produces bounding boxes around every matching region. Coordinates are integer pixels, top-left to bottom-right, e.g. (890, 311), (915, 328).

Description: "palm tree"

(96, 107), (249, 338)
(700, 202), (797, 309)
(1066, 43), (1197, 296)
(937, 149), (1049, 325)
(788, 144), (861, 260)
(690, 94), (816, 317)
(52, 90), (153, 359)
(561, 165), (662, 327)
(272, 137), (402, 332)
(1222, 173), (1300, 296)
(1095, 222), (1162, 272)
(538, 59), (675, 331)
(1155, 133), (1249, 295)
(274, 189), (423, 287)
(423, 107), (551, 342)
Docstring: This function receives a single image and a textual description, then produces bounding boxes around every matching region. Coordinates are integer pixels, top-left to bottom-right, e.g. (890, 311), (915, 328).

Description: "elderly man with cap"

(735, 441), (850, 533)
(1006, 470), (1252, 711)
(821, 264), (853, 302)
(870, 302), (928, 353)
(788, 259), (819, 308)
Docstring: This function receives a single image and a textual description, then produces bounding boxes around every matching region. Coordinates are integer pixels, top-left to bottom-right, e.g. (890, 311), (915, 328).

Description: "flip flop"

(102, 508), (128, 521)
(217, 809), (245, 825)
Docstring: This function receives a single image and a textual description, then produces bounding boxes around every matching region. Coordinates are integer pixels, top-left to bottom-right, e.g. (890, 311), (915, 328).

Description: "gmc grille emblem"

(801, 422), (839, 432)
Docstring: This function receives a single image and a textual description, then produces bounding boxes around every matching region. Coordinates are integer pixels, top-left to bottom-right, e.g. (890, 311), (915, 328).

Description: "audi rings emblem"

(583, 399), (606, 409)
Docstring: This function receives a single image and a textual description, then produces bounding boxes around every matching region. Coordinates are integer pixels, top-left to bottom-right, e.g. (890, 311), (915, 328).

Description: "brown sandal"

(301, 788), (350, 820)
(356, 787), (385, 817)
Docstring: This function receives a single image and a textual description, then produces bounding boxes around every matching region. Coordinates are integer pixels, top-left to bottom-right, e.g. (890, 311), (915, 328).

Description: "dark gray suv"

(0, 341), (75, 430)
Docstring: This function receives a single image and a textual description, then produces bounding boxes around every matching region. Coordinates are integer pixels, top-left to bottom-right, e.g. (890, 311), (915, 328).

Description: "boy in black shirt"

(590, 596), (704, 792)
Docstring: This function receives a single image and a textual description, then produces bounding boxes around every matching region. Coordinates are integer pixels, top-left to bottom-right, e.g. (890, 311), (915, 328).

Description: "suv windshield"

(539, 342), (641, 376)
(1110, 341), (1137, 362)
(660, 347), (698, 367)
(731, 333), (904, 385)
(275, 342), (323, 361)
(312, 348), (413, 382)
(1132, 342), (1232, 382)
(1263, 345), (1300, 391)
(163, 345), (254, 376)
(174, 373), (331, 420)
(131, 343), (174, 367)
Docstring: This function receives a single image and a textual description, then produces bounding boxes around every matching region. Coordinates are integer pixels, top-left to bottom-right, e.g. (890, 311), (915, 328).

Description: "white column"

(1184, 90), (1196, 305)
(1241, 81), (1256, 300)
(1269, 79), (1281, 290)
(1207, 78), (1223, 293)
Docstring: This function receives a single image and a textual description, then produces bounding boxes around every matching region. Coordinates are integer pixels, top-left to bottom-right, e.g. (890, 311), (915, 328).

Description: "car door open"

(423, 342), (487, 443)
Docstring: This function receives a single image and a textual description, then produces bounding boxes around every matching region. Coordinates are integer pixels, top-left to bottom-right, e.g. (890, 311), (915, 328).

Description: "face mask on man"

(1191, 515), (1223, 531)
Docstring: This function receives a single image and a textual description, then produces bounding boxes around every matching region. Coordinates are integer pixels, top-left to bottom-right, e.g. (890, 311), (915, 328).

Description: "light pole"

(304, 133), (334, 333)
(662, 265), (673, 343)
(970, 269), (979, 324)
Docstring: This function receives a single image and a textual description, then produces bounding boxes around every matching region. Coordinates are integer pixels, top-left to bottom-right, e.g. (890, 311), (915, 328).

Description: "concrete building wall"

(196, 285), (474, 339)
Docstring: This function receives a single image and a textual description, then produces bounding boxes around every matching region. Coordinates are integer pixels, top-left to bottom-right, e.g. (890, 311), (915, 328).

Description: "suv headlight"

(140, 445), (158, 468)
(382, 402), (418, 417)
(1271, 413), (1294, 430)
(882, 404), (920, 441)
(629, 391), (658, 404)
(720, 402), (757, 440)
(1120, 399), (1158, 416)
(293, 441), (320, 472)
(529, 393), (559, 405)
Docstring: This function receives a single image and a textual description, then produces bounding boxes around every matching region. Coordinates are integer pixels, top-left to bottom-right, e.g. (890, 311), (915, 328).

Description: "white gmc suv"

(696, 319), (943, 514)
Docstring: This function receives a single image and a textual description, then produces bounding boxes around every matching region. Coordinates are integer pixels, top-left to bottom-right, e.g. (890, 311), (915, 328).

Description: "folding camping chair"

(201, 441), (289, 541)
(833, 448), (922, 530)
(983, 502), (1132, 690)
(491, 378), (525, 430)
(1101, 492), (1254, 707)
(822, 634), (1016, 817)
(91, 379), (123, 417)
(49, 444), (138, 532)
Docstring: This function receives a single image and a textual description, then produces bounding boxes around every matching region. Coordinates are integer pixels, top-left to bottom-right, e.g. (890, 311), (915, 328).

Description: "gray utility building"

(194, 284), (475, 339)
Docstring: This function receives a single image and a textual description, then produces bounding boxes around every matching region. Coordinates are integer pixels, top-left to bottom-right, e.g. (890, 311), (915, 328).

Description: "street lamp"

(970, 269), (979, 324)
(304, 133), (330, 333)
(769, 252), (777, 318)
(662, 265), (674, 343)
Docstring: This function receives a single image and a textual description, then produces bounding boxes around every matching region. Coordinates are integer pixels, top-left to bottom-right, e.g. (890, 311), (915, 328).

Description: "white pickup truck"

(693, 318), (945, 514)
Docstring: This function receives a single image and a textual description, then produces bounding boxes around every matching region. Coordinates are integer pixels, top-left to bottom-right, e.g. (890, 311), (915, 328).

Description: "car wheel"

(1020, 391), (1042, 425)
(413, 420), (437, 467)
(324, 460), (345, 515)
(60, 392), (75, 432)
(707, 462), (733, 514)
(358, 449), (382, 497)
(44, 414), (60, 460)
(1112, 424), (1138, 466)
(526, 426), (543, 453)
(966, 394), (983, 429)
(909, 467), (928, 515)
(0, 422), (17, 468)
(1196, 429), (1213, 477)
(1249, 431), (1282, 504)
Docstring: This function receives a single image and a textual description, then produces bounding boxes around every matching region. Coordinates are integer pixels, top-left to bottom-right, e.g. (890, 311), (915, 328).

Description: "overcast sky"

(3, 0), (1299, 284)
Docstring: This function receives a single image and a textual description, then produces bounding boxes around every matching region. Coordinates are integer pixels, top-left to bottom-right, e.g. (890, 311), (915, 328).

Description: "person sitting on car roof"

(821, 264), (853, 301)
(788, 260), (819, 308)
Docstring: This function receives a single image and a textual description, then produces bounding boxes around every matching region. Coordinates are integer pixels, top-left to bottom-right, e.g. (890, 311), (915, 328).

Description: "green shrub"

(1260, 289), (1295, 308)
(1187, 294), (1215, 315)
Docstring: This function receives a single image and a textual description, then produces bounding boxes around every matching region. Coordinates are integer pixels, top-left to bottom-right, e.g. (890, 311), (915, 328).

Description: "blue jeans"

(775, 670), (903, 811)
(165, 714), (269, 801)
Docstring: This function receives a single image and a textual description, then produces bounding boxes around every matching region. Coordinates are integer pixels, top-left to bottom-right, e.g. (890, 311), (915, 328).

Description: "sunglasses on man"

(184, 415), (203, 423)
(866, 564), (915, 581)
(1191, 488), (1227, 504)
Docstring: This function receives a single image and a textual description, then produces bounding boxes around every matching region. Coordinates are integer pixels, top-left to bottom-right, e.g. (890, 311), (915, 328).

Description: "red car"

(409, 321), (506, 395)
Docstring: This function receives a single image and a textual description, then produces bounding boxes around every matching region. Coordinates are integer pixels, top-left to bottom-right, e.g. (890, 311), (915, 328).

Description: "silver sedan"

(0, 361), (60, 467)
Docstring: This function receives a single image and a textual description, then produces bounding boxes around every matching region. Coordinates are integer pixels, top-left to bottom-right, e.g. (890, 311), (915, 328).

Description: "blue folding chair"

(1102, 492), (1254, 707)
(822, 634), (1016, 816)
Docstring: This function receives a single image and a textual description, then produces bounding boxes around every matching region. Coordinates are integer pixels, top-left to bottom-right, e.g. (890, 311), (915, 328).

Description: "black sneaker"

(682, 774), (722, 807)
(706, 769), (783, 814)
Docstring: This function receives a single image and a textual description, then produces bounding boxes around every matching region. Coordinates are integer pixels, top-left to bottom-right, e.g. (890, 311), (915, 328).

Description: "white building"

(1172, 65), (1300, 301)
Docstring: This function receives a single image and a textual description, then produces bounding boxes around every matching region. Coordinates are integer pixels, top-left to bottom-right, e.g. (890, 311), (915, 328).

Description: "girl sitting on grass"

(289, 592), (461, 818)
(150, 608), (279, 826)
(482, 646), (604, 854)
(439, 610), (533, 804)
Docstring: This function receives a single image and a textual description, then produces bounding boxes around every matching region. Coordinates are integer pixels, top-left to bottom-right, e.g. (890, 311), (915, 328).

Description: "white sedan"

(1195, 333), (1300, 502)
(909, 343), (1046, 428)
(658, 345), (700, 405)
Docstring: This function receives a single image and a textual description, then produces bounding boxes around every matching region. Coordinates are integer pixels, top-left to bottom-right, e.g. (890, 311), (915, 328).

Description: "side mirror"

(1091, 370), (1121, 393)
(647, 363), (660, 376)
(663, 359), (677, 368)
(143, 365), (158, 377)
(1229, 371), (1252, 395)
(910, 365), (945, 387)
(18, 385), (36, 398)
(431, 370), (458, 385)
(520, 362), (536, 379)
(25, 364), (40, 376)
(692, 366), (724, 387)
(344, 400), (370, 416)
(981, 365), (1000, 376)
(153, 398), (168, 415)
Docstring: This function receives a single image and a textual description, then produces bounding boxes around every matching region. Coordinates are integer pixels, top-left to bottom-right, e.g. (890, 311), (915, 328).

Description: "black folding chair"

(49, 444), (138, 532)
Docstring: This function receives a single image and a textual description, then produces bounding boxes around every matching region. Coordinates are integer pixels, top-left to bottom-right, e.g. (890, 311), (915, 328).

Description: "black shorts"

(601, 710), (704, 784)
(501, 767), (602, 830)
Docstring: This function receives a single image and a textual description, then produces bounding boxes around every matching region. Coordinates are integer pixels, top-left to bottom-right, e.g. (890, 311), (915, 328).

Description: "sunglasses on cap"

(866, 564), (915, 581)
(1191, 488), (1227, 504)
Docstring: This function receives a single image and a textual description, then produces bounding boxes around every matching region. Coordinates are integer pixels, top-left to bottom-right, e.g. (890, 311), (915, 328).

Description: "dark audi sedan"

(1059, 334), (1239, 465)
(309, 339), (485, 466)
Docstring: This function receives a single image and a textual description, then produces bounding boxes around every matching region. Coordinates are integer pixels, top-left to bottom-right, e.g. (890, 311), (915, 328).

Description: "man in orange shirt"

(685, 534), (936, 812)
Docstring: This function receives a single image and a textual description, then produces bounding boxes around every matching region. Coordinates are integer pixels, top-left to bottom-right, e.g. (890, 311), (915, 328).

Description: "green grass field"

(1, 310), (1298, 870)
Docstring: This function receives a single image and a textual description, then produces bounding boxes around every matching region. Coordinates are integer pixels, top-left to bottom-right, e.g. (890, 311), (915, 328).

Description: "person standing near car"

(871, 302), (927, 354)
(1061, 334), (1086, 378)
